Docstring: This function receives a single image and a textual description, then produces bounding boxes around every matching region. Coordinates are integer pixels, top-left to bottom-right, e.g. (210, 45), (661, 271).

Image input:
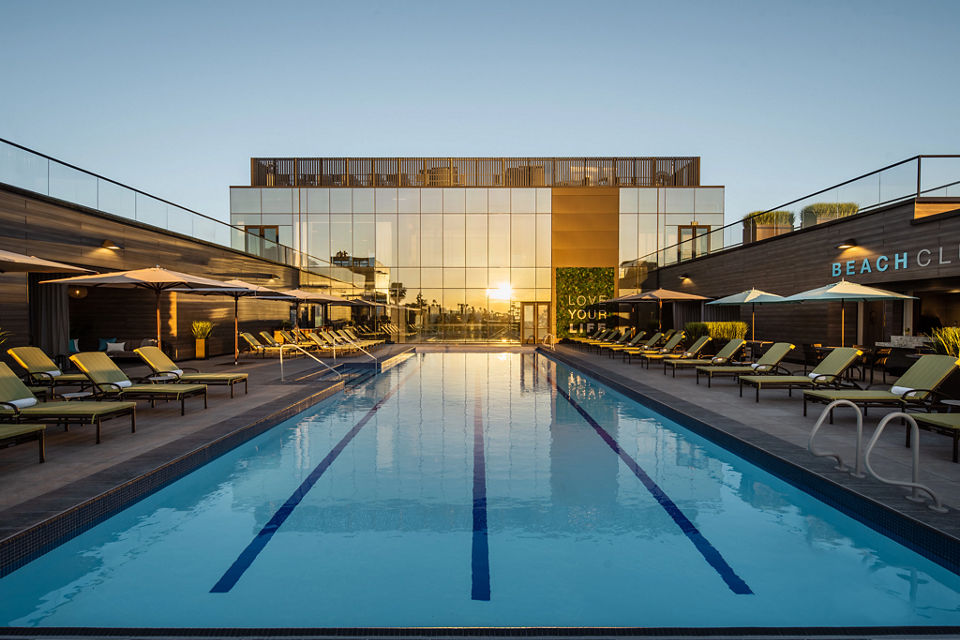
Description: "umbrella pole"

(155, 291), (162, 351)
(841, 300), (845, 347)
(752, 303), (755, 342)
(234, 296), (239, 366)
(658, 299), (663, 331)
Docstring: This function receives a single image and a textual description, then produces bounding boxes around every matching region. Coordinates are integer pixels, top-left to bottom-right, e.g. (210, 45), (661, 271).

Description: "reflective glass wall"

(231, 187), (552, 342)
(617, 187), (724, 292)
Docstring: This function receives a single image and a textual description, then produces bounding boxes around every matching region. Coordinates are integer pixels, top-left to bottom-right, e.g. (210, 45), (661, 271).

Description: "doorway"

(244, 225), (280, 262)
(677, 224), (710, 262)
(521, 302), (550, 344)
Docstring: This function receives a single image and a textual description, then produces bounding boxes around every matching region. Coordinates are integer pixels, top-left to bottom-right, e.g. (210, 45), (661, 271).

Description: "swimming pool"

(1, 352), (959, 628)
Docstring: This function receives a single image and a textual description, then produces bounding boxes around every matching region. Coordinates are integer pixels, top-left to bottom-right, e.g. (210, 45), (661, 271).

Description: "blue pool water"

(1, 352), (959, 628)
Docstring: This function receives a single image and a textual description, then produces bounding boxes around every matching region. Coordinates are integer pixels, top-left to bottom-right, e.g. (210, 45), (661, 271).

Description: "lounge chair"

(631, 331), (687, 368)
(645, 335), (711, 368)
(603, 331), (648, 356)
(0, 423), (46, 463)
(696, 342), (795, 387)
(624, 332), (684, 365)
(7, 346), (90, 394)
(260, 331), (284, 348)
(620, 332), (663, 362)
(802, 354), (960, 418)
(0, 362), (136, 444)
(738, 347), (862, 402)
(278, 330), (318, 351)
(70, 352), (207, 416)
(569, 329), (605, 345)
(135, 346), (249, 398)
(240, 332), (282, 358)
(663, 339), (746, 376)
(910, 413), (960, 463)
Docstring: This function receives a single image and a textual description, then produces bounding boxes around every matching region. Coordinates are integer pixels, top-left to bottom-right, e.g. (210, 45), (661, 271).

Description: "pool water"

(1, 352), (959, 628)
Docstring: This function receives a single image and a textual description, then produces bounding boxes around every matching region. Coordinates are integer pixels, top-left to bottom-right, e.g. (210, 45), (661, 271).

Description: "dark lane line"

(211, 364), (420, 593)
(545, 367), (753, 595)
(471, 380), (491, 601)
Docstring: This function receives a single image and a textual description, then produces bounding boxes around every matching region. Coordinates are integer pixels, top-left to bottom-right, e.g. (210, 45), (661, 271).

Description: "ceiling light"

(836, 238), (857, 250)
(101, 240), (122, 250)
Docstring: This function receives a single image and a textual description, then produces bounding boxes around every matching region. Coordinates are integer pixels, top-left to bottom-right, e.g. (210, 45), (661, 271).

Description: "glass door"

(521, 302), (551, 344)
(678, 224), (710, 262)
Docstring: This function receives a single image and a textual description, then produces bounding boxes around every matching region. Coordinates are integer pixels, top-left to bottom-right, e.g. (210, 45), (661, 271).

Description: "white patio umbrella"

(41, 266), (235, 350)
(705, 288), (784, 341)
(0, 248), (92, 273)
(776, 279), (916, 347)
(174, 279), (293, 365)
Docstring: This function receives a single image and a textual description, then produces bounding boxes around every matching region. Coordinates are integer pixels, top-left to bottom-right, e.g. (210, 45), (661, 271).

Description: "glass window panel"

(638, 215), (658, 259)
(261, 213), (294, 226)
(376, 214), (397, 267)
(375, 188), (398, 213)
(488, 189), (510, 213)
(49, 162), (97, 209)
(305, 216), (330, 263)
(398, 214), (420, 266)
(536, 267), (551, 289)
(421, 267), (443, 288)
(619, 214), (639, 263)
(510, 214), (536, 266)
(261, 189), (293, 213)
(305, 188), (329, 213)
(664, 188), (695, 213)
(136, 193), (167, 227)
(488, 267), (509, 288)
(398, 188), (420, 213)
(330, 189), (352, 213)
(230, 188), (261, 214)
(444, 267), (465, 288)
(421, 214), (443, 266)
(465, 215), (488, 267)
(465, 189), (487, 213)
(443, 188), (465, 213)
(536, 215), (551, 267)
(638, 188), (658, 214)
(278, 226), (293, 247)
(396, 267), (420, 288)
(443, 214), (465, 267)
(168, 206), (193, 236)
(465, 289), (488, 309)
(511, 268), (536, 289)
(465, 268), (488, 288)
(98, 179), (136, 219)
(231, 213), (261, 226)
(0, 144), (48, 194)
(488, 214), (510, 267)
(665, 214), (697, 226)
(510, 188), (536, 213)
(535, 289), (551, 302)
(695, 188), (724, 214)
(353, 214), (375, 259)
(536, 188), (551, 213)
(513, 288), (535, 302)
(421, 189), (442, 213)
(620, 188), (638, 214)
(353, 188), (374, 213)
(330, 214), (352, 260)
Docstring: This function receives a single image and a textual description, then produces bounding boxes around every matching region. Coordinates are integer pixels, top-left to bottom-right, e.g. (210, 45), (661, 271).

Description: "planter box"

(742, 222), (792, 244)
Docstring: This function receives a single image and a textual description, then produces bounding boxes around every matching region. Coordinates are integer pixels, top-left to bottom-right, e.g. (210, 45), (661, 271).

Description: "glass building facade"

(230, 157), (723, 342)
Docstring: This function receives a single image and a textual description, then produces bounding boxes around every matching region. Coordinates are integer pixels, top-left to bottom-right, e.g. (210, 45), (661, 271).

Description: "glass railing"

(0, 137), (362, 288)
(638, 155), (960, 270)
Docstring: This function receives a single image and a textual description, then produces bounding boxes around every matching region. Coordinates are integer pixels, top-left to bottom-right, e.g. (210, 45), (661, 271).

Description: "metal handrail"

(864, 412), (948, 513)
(337, 335), (377, 362)
(809, 400), (866, 477)
(540, 333), (556, 350)
(279, 344), (343, 382)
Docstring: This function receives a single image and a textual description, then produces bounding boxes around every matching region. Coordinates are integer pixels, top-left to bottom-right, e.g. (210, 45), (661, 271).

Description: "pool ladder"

(809, 401), (947, 512)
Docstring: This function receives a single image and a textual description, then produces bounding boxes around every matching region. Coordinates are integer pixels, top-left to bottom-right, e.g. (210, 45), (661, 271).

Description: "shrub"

(930, 327), (960, 357)
(742, 210), (795, 226)
(191, 320), (213, 339)
(704, 321), (749, 341)
(0, 328), (9, 346)
(684, 322), (709, 342)
(801, 202), (859, 223)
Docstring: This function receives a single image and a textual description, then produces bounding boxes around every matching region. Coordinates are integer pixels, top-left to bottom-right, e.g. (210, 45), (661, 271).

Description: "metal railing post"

(809, 400), (865, 477)
(864, 412), (947, 513)
(279, 344), (343, 383)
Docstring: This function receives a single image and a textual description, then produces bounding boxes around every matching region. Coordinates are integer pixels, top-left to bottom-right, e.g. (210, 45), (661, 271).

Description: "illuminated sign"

(831, 246), (957, 277)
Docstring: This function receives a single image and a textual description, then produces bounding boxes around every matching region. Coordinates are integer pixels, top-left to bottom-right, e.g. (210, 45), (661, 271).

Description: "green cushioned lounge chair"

(738, 347), (862, 403)
(911, 413), (960, 463)
(569, 329), (606, 345)
(0, 423), (46, 463)
(620, 332), (663, 362)
(604, 331), (648, 356)
(696, 342), (795, 387)
(802, 354), (960, 418)
(7, 346), (90, 393)
(663, 339), (745, 377)
(240, 332), (282, 358)
(135, 346), (248, 398)
(0, 362), (135, 444)
(646, 335), (711, 367)
(70, 352), (207, 416)
(259, 331), (282, 347)
(344, 328), (384, 347)
(625, 332), (686, 366)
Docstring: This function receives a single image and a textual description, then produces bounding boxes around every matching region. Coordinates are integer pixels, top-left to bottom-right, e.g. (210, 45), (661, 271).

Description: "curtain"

(28, 273), (69, 357)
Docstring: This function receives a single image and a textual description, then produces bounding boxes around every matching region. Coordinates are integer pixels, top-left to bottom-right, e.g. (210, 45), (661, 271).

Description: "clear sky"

(2, 0), (957, 226)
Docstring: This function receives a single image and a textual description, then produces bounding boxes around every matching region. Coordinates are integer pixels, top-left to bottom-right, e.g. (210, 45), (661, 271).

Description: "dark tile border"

(541, 348), (960, 576)
(0, 380), (343, 577)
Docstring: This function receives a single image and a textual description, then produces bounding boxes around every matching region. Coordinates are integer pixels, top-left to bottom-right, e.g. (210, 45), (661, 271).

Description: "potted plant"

(191, 320), (213, 359)
(800, 202), (859, 228)
(742, 210), (795, 243)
